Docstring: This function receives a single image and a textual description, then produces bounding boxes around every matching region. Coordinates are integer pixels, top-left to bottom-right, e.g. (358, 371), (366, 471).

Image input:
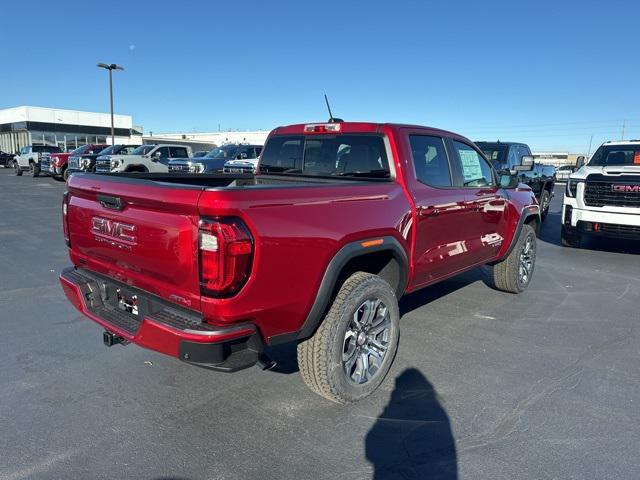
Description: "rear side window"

(169, 147), (188, 158)
(409, 135), (452, 187)
(452, 141), (494, 187)
(260, 135), (389, 178)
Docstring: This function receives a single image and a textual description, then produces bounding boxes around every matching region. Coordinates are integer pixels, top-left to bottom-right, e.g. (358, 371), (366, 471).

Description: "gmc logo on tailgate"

(612, 184), (640, 193)
(91, 217), (137, 245)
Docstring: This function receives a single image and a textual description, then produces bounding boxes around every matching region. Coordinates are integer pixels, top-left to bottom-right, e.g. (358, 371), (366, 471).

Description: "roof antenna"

(324, 94), (343, 123)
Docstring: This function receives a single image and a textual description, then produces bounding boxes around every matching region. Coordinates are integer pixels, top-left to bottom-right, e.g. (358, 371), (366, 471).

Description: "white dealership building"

(0, 106), (142, 153)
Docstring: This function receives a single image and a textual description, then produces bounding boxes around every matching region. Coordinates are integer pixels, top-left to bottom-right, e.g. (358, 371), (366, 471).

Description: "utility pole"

(587, 134), (593, 157)
(97, 63), (124, 145)
(621, 119), (626, 140)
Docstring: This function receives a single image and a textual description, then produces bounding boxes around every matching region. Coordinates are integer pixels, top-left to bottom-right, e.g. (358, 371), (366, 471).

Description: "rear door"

(405, 132), (477, 288)
(66, 176), (204, 309)
(450, 139), (509, 264)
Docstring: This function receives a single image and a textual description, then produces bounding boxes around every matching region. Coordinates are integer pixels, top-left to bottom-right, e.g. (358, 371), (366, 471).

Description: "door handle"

(418, 206), (440, 217)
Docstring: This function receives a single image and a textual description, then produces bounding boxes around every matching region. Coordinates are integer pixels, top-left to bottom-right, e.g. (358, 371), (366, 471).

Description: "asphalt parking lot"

(0, 169), (638, 480)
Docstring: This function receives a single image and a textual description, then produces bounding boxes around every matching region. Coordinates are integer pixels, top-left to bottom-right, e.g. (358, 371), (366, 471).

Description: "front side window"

(589, 145), (640, 166)
(409, 135), (452, 187)
(453, 141), (494, 187)
(259, 135), (389, 178)
(155, 147), (171, 158)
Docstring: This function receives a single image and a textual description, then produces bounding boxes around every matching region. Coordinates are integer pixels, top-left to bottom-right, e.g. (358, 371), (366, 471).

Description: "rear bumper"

(59, 267), (262, 372)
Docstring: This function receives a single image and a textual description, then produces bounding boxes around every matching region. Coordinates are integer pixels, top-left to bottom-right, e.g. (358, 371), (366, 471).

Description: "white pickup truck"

(14, 145), (63, 176)
(562, 140), (640, 246)
(95, 144), (192, 173)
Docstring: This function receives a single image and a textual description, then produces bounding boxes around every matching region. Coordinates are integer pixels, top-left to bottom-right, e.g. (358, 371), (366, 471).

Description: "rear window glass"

(259, 135), (389, 178)
(476, 143), (507, 169)
(589, 145), (640, 166)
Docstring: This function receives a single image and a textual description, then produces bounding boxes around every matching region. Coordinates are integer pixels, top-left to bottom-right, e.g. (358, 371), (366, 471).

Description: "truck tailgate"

(66, 175), (204, 310)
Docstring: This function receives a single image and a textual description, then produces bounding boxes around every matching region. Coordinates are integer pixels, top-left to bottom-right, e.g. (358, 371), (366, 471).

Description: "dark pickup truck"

(60, 121), (540, 404)
(476, 142), (556, 219)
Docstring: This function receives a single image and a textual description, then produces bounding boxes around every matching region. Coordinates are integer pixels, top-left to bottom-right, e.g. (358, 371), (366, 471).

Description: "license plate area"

(116, 288), (139, 315)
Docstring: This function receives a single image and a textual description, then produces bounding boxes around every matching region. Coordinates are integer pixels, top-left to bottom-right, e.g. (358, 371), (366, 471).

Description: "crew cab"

(14, 145), (62, 176)
(168, 144), (262, 174)
(476, 142), (556, 219)
(561, 140), (640, 247)
(45, 144), (109, 181)
(96, 144), (192, 173)
(60, 121), (540, 404)
(68, 144), (140, 176)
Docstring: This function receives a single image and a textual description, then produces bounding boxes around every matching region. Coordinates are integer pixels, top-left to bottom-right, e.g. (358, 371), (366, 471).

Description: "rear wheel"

(492, 223), (537, 293)
(297, 272), (400, 404)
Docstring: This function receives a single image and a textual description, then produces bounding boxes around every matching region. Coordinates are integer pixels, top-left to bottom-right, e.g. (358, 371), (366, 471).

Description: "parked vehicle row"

(6, 142), (262, 178)
(59, 119), (541, 404)
(169, 144), (262, 174)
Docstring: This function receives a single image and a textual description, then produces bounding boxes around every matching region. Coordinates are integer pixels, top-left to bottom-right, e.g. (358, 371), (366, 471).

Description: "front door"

(407, 134), (478, 288)
(450, 140), (509, 264)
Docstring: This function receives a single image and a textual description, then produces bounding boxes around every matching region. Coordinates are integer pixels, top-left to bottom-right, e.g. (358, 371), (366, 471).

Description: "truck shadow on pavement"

(366, 368), (457, 480)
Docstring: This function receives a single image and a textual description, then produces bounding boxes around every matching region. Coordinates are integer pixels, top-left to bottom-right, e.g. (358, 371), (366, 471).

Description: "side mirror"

(515, 155), (534, 171)
(152, 151), (162, 161)
(576, 156), (586, 168)
(499, 173), (519, 189)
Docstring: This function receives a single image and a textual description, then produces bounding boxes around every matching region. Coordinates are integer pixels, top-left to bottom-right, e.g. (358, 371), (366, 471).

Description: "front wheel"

(540, 190), (551, 221)
(14, 161), (22, 176)
(62, 167), (70, 182)
(30, 163), (40, 177)
(561, 228), (581, 248)
(492, 223), (537, 293)
(297, 272), (400, 404)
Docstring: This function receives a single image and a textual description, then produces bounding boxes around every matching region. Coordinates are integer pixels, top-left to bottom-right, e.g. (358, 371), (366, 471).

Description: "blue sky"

(2, 0), (638, 152)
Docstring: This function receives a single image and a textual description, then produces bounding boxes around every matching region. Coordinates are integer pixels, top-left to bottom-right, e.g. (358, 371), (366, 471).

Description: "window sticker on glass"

(459, 149), (482, 182)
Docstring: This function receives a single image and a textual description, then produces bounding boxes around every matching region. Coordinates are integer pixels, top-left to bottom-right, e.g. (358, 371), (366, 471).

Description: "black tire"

(30, 162), (40, 177)
(297, 272), (400, 404)
(14, 161), (22, 176)
(561, 228), (581, 248)
(540, 190), (550, 221)
(492, 223), (536, 294)
(62, 167), (70, 182)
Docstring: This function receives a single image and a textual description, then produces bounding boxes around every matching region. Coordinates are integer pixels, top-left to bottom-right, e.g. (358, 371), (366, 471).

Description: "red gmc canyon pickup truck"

(60, 121), (540, 403)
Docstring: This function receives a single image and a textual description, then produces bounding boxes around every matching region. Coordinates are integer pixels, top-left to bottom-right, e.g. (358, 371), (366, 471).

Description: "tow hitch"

(103, 330), (127, 347)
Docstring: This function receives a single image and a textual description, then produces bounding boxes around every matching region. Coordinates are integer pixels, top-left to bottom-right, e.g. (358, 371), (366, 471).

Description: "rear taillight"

(199, 217), (253, 297)
(62, 191), (70, 247)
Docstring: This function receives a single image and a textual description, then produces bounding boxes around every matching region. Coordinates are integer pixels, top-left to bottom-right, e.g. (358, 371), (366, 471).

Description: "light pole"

(97, 63), (124, 145)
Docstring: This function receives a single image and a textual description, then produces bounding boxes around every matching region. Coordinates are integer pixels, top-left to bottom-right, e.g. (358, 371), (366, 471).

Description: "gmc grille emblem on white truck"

(612, 184), (640, 193)
(91, 217), (137, 245)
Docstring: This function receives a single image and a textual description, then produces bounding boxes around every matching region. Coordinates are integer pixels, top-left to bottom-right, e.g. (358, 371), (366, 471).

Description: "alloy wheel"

(519, 235), (535, 284)
(342, 298), (392, 384)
